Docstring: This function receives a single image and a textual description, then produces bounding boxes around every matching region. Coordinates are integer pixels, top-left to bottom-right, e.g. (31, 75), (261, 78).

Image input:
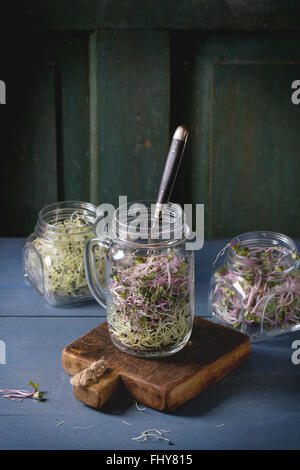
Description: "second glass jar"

(23, 201), (106, 306)
(209, 231), (300, 341)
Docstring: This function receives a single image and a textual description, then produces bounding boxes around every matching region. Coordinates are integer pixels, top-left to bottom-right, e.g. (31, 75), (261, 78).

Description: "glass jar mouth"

(226, 231), (299, 276)
(110, 200), (189, 247)
(36, 201), (98, 240)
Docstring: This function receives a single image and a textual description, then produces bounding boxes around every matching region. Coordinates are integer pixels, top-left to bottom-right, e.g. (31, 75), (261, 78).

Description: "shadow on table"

(174, 337), (300, 417)
(100, 383), (133, 415)
(90, 331), (300, 418)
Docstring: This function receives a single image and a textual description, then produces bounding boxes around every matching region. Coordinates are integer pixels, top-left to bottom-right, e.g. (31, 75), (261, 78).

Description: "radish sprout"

(211, 242), (300, 331)
(108, 249), (192, 352)
(0, 381), (45, 401)
(131, 429), (174, 445)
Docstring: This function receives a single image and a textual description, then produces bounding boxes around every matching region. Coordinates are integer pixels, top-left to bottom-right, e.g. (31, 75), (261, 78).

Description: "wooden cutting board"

(62, 317), (250, 412)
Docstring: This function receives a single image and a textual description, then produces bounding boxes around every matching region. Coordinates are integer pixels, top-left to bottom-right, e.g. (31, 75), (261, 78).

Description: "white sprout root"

(73, 425), (94, 430)
(131, 429), (174, 445)
(108, 249), (192, 352)
(26, 213), (106, 301)
(135, 401), (146, 411)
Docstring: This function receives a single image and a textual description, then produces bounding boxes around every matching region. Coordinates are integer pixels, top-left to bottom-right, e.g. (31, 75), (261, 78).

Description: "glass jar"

(84, 201), (195, 357)
(23, 201), (106, 306)
(209, 231), (300, 341)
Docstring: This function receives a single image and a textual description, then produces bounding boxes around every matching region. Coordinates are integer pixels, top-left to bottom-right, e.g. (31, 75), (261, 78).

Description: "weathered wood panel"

(44, 34), (90, 201)
(3, 67), (58, 236)
(211, 62), (300, 238)
(171, 33), (300, 238)
(22, 0), (300, 31)
(93, 30), (170, 207)
(3, 28), (300, 238)
(1, 33), (90, 236)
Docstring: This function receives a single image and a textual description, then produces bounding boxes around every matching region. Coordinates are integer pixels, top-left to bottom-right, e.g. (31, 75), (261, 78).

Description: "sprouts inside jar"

(107, 248), (192, 352)
(25, 210), (106, 303)
(211, 242), (300, 331)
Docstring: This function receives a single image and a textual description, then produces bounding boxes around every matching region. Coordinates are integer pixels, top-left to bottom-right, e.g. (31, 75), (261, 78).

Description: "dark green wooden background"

(2, 1), (300, 238)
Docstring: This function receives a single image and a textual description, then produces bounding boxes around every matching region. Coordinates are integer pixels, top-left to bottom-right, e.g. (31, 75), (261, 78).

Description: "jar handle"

(23, 238), (45, 296)
(84, 237), (109, 308)
(209, 279), (246, 334)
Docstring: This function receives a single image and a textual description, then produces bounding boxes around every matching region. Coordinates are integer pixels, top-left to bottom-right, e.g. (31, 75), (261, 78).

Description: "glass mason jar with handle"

(23, 201), (106, 307)
(84, 201), (195, 358)
(209, 231), (300, 341)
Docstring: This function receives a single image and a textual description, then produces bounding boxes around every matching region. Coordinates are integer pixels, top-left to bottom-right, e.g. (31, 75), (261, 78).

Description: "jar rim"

(226, 230), (299, 275)
(36, 200), (98, 240)
(109, 199), (189, 247)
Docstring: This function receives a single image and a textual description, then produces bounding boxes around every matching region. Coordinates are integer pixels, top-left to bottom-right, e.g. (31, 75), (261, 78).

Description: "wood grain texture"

(45, 33), (90, 201)
(3, 67), (58, 236)
(22, 0), (300, 31)
(4, 29), (300, 238)
(1, 32), (90, 236)
(73, 371), (120, 409)
(171, 32), (300, 238)
(62, 317), (250, 411)
(211, 62), (300, 237)
(94, 30), (170, 207)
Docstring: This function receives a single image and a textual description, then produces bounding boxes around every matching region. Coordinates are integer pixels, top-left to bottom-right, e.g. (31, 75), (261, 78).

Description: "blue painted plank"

(0, 238), (105, 317)
(0, 238), (213, 317)
(2, 238), (300, 318)
(0, 316), (300, 449)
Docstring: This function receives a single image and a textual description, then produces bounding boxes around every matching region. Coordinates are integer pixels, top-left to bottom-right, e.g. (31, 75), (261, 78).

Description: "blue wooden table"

(0, 238), (300, 450)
